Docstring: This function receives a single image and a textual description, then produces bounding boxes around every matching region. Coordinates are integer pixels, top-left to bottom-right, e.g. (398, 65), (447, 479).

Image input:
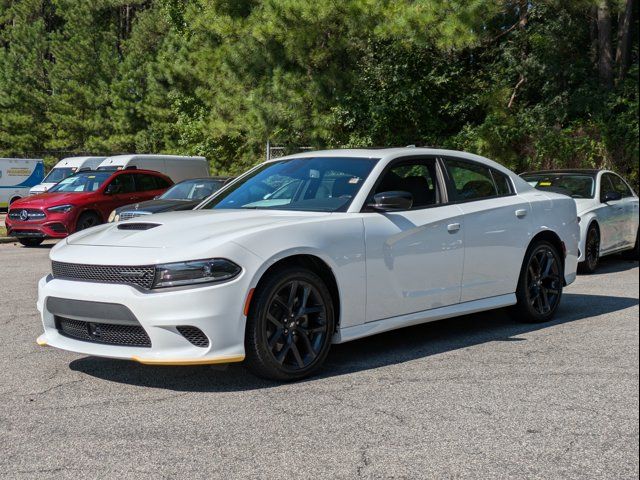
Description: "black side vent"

(117, 223), (161, 231)
(177, 326), (210, 348)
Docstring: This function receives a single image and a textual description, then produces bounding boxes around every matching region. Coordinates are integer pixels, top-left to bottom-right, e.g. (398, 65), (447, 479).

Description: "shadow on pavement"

(589, 255), (638, 274)
(69, 292), (638, 392)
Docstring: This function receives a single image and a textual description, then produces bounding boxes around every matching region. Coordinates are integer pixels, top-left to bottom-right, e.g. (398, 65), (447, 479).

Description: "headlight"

(46, 204), (74, 213)
(152, 259), (241, 288)
(107, 210), (119, 223)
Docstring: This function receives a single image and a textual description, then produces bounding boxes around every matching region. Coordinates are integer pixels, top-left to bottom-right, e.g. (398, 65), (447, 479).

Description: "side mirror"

(367, 191), (413, 212)
(603, 191), (622, 203)
(105, 184), (121, 195)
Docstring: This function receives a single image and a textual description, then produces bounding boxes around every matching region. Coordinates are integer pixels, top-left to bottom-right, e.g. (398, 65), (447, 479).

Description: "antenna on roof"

(406, 144), (416, 148)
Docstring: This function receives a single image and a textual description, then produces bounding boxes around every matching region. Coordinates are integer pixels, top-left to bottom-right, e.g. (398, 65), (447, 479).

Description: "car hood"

(117, 199), (198, 214)
(11, 191), (91, 208)
(66, 209), (331, 249)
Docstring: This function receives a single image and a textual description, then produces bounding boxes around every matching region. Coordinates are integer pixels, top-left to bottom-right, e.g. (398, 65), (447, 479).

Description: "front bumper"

(6, 216), (70, 239)
(37, 274), (249, 365)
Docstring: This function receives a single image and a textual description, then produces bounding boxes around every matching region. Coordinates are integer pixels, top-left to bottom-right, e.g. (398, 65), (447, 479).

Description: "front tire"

(75, 211), (101, 233)
(578, 224), (600, 274)
(512, 240), (564, 323)
(18, 238), (44, 247)
(244, 266), (335, 381)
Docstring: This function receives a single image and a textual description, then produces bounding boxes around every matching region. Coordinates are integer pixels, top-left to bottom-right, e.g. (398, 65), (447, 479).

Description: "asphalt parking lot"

(0, 242), (638, 479)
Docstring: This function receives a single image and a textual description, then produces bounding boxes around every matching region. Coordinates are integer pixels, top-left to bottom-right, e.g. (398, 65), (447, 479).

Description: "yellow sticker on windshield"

(539, 181), (552, 186)
(88, 176), (95, 179)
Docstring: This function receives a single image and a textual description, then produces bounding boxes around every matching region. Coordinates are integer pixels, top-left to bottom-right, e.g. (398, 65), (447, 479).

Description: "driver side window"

(374, 159), (440, 209)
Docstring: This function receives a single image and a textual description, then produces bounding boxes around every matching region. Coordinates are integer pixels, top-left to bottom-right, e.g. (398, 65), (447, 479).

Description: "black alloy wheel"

(579, 225), (600, 274)
(75, 212), (101, 232)
(513, 240), (563, 323)
(526, 245), (562, 316)
(245, 267), (335, 381)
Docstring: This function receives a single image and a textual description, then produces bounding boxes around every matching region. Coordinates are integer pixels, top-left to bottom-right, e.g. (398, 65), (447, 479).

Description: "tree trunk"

(615, 0), (635, 82)
(597, 0), (614, 89)
(508, 0), (528, 109)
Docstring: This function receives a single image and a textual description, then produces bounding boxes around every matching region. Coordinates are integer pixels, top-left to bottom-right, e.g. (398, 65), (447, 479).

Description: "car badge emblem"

(89, 323), (102, 338)
(19, 210), (29, 221)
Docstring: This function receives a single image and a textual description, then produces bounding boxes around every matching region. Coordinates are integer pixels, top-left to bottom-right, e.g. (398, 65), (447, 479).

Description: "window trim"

(360, 155), (449, 213)
(604, 172), (634, 199)
(440, 156), (516, 204)
(599, 173), (617, 203)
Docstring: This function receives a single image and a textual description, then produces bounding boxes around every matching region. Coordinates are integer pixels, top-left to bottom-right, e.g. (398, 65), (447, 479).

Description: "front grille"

(12, 229), (45, 237)
(119, 211), (150, 221)
(55, 316), (151, 347)
(52, 261), (156, 290)
(177, 326), (210, 348)
(8, 208), (46, 221)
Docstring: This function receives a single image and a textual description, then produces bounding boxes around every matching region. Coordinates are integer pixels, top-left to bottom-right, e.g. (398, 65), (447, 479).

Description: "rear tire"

(578, 224), (600, 274)
(512, 240), (564, 323)
(18, 238), (44, 247)
(244, 266), (335, 381)
(621, 228), (639, 260)
(75, 211), (101, 233)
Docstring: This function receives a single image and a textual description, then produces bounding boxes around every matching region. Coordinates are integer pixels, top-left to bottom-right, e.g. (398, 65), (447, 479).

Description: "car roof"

(72, 168), (172, 179)
(521, 169), (600, 176)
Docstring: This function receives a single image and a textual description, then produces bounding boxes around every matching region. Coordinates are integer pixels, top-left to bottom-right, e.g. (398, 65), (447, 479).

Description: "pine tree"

(0, 0), (54, 156)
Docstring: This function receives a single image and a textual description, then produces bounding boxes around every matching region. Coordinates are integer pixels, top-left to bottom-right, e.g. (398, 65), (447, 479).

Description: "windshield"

(42, 167), (75, 184)
(161, 179), (226, 200)
(201, 157), (379, 212)
(522, 173), (595, 198)
(48, 172), (112, 193)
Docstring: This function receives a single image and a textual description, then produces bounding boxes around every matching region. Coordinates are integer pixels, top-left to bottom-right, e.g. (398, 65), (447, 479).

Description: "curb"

(0, 237), (18, 244)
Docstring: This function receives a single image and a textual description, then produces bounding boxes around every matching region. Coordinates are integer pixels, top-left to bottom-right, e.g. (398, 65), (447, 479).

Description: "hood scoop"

(117, 222), (161, 231)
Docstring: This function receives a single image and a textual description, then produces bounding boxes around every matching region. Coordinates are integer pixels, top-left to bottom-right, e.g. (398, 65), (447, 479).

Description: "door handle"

(447, 223), (461, 233)
(515, 209), (528, 218)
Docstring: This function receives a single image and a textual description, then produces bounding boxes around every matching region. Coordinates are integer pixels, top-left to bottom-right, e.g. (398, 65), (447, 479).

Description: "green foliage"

(0, 0), (637, 185)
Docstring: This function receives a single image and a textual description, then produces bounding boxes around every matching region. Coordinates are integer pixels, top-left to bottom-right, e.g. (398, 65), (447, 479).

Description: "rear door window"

(445, 159), (498, 201)
(136, 174), (161, 192)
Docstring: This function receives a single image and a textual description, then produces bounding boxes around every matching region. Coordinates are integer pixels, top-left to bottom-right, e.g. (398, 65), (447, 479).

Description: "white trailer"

(97, 154), (209, 183)
(0, 158), (45, 209)
(29, 156), (106, 195)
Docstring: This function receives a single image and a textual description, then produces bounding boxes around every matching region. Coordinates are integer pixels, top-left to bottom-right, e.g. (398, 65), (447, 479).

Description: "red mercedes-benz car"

(6, 169), (173, 246)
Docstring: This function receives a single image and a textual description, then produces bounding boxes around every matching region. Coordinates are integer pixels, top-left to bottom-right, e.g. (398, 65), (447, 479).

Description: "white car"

(37, 148), (580, 380)
(521, 169), (639, 273)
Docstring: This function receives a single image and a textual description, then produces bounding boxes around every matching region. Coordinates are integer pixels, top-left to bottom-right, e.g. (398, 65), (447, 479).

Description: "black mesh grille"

(117, 223), (160, 231)
(176, 326), (210, 348)
(52, 261), (155, 290)
(55, 317), (151, 347)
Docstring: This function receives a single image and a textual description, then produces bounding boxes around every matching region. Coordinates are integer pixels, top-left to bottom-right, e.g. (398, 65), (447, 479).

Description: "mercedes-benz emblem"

(19, 210), (28, 221)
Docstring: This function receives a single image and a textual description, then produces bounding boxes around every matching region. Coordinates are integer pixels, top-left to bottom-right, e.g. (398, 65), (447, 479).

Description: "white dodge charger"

(37, 148), (580, 380)
(521, 169), (639, 273)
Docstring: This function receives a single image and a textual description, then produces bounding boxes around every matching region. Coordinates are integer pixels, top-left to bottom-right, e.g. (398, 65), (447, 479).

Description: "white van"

(29, 156), (106, 195)
(97, 154), (209, 183)
(0, 158), (45, 208)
